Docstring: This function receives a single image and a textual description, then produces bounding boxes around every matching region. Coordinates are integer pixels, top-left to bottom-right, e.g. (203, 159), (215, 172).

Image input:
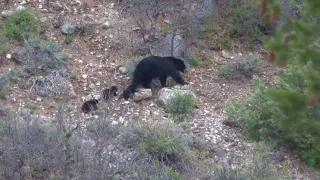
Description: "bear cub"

(102, 85), (118, 102)
(122, 56), (187, 100)
(81, 98), (99, 114)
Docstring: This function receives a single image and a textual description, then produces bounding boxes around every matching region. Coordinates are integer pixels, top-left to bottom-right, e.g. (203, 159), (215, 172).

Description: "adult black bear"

(122, 56), (187, 100)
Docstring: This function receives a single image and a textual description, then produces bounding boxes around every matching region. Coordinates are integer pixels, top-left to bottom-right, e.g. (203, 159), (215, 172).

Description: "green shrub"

(18, 36), (68, 74)
(140, 124), (194, 164)
(225, 65), (320, 166)
(165, 92), (196, 121)
(188, 56), (201, 67)
(1, 9), (40, 41)
(218, 54), (266, 80)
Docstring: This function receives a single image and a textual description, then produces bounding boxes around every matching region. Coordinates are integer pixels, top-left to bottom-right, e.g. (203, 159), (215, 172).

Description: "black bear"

(102, 85), (118, 102)
(81, 98), (99, 114)
(122, 56), (187, 100)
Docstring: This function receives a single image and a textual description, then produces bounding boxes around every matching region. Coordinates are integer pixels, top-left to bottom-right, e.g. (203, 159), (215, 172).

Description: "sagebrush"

(219, 53), (266, 80)
(18, 36), (68, 74)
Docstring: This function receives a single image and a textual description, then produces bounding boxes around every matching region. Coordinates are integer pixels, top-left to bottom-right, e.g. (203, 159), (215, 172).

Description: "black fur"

(81, 99), (99, 114)
(122, 56), (187, 100)
(102, 86), (118, 102)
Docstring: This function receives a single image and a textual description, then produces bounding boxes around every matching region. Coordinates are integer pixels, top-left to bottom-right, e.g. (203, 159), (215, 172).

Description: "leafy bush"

(225, 65), (320, 166)
(1, 9), (40, 41)
(18, 36), (68, 74)
(219, 54), (266, 80)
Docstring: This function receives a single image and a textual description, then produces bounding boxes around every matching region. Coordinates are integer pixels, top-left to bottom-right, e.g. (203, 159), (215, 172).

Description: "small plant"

(71, 72), (78, 79)
(161, 25), (170, 34)
(1, 9), (40, 41)
(0, 92), (6, 100)
(217, 34), (231, 48)
(0, 35), (10, 54)
(165, 91), (196, 121)
(218, 54), (266, 80)
(188, 56), (201, 67)
(63, 34), (76, 45)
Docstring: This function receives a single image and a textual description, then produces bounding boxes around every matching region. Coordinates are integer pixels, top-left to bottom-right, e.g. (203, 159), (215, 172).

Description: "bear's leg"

(170, 71), (187, 85)
(159, 76), (167, 87)
(142, 77), (152, 88)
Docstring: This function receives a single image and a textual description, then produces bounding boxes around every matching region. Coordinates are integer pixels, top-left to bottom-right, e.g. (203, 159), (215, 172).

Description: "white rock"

(111, 121), (119, 125)
(85, 94), (101, 101)
(222, 50), (232, 59)
(101, 21), (111, 29)
(1, 10), (14, 18)
(119, 117), (124, 124)
(82, 74), (87, 79)
(89, 83), (95, 89)
(16, 6), (26, 11)
(119, 66), (128, 74)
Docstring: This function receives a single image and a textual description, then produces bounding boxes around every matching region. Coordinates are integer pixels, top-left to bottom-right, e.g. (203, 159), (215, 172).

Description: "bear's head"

(170, 57), (186, 73)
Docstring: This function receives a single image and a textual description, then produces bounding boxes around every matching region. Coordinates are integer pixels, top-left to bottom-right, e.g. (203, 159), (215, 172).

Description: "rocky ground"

(1, 0), (320, 179)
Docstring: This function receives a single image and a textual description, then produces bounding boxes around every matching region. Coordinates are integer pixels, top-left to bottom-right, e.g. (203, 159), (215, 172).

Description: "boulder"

(151, 34), (193, 60)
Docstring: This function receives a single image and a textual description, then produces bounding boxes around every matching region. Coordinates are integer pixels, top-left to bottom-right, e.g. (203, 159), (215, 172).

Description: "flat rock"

(133, 89), (152, 102)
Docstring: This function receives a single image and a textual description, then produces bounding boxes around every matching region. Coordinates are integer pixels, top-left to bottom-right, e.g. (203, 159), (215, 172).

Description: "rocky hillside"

(0, 0), (319, 179)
